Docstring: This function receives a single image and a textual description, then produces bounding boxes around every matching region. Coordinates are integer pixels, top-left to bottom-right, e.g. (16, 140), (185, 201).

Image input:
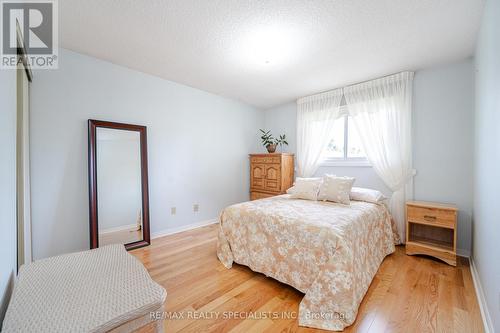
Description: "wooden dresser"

(249, 153), (294, 200)
(406, 201), (458, 266)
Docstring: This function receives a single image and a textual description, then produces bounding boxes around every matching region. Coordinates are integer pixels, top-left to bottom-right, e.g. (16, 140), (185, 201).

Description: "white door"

(17, 61), (32, 268)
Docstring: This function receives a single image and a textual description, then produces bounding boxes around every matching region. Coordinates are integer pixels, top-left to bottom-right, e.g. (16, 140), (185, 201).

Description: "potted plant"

(259, 129), (288, 153)
(275, 134), (289, 152)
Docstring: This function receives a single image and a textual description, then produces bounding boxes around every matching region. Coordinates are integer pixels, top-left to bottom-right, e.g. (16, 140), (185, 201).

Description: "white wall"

(261, 103), (297, 156)
(413, 60), (475, 255)
(264, 59), (475, 254)
(0, 70), (17, 326)
(30, 48), (264, 260)
(473, 0), (500, 330)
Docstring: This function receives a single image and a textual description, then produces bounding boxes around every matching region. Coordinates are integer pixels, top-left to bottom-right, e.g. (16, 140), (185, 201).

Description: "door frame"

(16, 21), (33, 269)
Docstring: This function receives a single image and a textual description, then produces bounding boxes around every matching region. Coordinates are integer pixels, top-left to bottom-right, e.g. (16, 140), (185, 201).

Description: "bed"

(217, 194), (398, 331)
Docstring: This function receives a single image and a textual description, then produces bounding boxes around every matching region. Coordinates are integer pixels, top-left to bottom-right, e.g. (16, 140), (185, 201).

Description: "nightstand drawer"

(407, 205), (456, 229)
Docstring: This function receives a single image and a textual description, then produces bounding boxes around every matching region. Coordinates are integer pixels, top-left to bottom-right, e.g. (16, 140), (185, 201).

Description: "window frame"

(321, 115), (371, 167)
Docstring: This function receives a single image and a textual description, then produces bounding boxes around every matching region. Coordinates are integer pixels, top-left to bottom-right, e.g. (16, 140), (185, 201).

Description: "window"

(322, 112), (369, 166)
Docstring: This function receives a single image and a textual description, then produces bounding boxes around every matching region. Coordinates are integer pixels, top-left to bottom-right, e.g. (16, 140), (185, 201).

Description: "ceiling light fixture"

(237, 24), (298, 68)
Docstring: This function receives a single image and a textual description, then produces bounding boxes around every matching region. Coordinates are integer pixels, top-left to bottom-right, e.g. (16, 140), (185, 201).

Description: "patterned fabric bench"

(3, 244), (166, 333)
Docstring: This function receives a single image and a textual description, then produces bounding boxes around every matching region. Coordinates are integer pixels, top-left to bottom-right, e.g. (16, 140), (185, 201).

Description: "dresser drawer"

(250, 156), (281, 164)
(407, 205), (456, 229)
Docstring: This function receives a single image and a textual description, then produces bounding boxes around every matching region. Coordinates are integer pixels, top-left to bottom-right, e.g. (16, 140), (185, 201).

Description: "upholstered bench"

(2, 244), (167, 333)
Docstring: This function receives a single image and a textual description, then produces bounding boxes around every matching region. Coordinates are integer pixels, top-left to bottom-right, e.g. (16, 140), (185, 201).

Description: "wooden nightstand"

(406, 201), (458, 266)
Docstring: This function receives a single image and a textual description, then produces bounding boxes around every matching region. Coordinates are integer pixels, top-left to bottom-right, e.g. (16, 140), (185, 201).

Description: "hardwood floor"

(131, 224), (484, 333)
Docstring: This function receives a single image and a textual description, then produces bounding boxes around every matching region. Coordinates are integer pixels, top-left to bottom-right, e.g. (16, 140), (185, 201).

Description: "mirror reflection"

(96, 127), (143, 246)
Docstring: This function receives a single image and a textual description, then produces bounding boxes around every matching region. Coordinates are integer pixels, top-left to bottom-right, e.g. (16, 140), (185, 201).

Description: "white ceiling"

(60, 0), (484, 109)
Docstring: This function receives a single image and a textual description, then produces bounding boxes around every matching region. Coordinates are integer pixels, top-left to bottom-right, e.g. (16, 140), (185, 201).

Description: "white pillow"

(288, 177), (322, 201)
(350, 187), (387, 204)
(318, 175), (355, 205)
(286, 177), (322, 193)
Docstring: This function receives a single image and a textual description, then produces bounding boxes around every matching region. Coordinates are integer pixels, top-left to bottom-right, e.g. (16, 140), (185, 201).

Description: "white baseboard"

(151, 218), (218, 240)
(470, 257), (494, 333)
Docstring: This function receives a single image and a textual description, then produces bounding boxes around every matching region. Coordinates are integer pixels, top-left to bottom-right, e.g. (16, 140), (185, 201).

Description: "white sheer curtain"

(296, 88), (343, 177)
(344, 72), (415, 243)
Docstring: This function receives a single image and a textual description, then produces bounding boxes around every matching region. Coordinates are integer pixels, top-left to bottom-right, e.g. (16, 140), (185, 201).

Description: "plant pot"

(266, 144), (277, 153)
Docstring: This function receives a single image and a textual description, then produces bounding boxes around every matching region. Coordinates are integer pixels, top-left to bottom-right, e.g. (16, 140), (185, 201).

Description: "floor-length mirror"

(88, 120), (150, 250)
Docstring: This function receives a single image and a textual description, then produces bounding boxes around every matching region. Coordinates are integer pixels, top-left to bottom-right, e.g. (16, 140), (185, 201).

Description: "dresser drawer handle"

(424, 215), (436, 221)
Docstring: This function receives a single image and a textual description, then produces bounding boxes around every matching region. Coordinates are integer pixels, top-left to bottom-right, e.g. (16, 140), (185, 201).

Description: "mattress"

(2, 244), (167, 333)
(217, 194), (397, 331)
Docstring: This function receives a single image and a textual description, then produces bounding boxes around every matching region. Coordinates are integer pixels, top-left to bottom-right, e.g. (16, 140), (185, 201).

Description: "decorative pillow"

(318, 175), (355, 205)
(350, 187), (387, 204)
(288, 177), (322, 201)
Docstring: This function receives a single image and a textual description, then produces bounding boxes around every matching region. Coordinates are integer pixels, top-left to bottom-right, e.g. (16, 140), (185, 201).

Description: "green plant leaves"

(259, 130), (288, 148)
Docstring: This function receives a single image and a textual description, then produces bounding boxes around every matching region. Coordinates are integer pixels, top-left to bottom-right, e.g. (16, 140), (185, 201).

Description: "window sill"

(320, 159), (372, 167)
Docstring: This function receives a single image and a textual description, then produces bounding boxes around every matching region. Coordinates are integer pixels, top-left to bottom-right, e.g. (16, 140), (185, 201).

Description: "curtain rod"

(298, 70), (413, 102)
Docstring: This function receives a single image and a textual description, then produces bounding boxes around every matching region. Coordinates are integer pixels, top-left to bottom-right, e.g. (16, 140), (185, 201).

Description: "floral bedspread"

(217, 195), (396, 331)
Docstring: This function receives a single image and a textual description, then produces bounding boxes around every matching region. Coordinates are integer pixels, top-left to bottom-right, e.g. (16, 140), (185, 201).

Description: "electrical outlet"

(193, 204), (199, 212)
(171, 207), (176, 215)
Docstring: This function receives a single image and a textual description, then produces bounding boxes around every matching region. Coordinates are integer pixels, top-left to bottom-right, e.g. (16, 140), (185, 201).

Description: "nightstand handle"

(424, 215), (436, 221)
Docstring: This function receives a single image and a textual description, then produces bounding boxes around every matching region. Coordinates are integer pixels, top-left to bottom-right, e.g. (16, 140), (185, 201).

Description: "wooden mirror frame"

(88, 119), (150, 250)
